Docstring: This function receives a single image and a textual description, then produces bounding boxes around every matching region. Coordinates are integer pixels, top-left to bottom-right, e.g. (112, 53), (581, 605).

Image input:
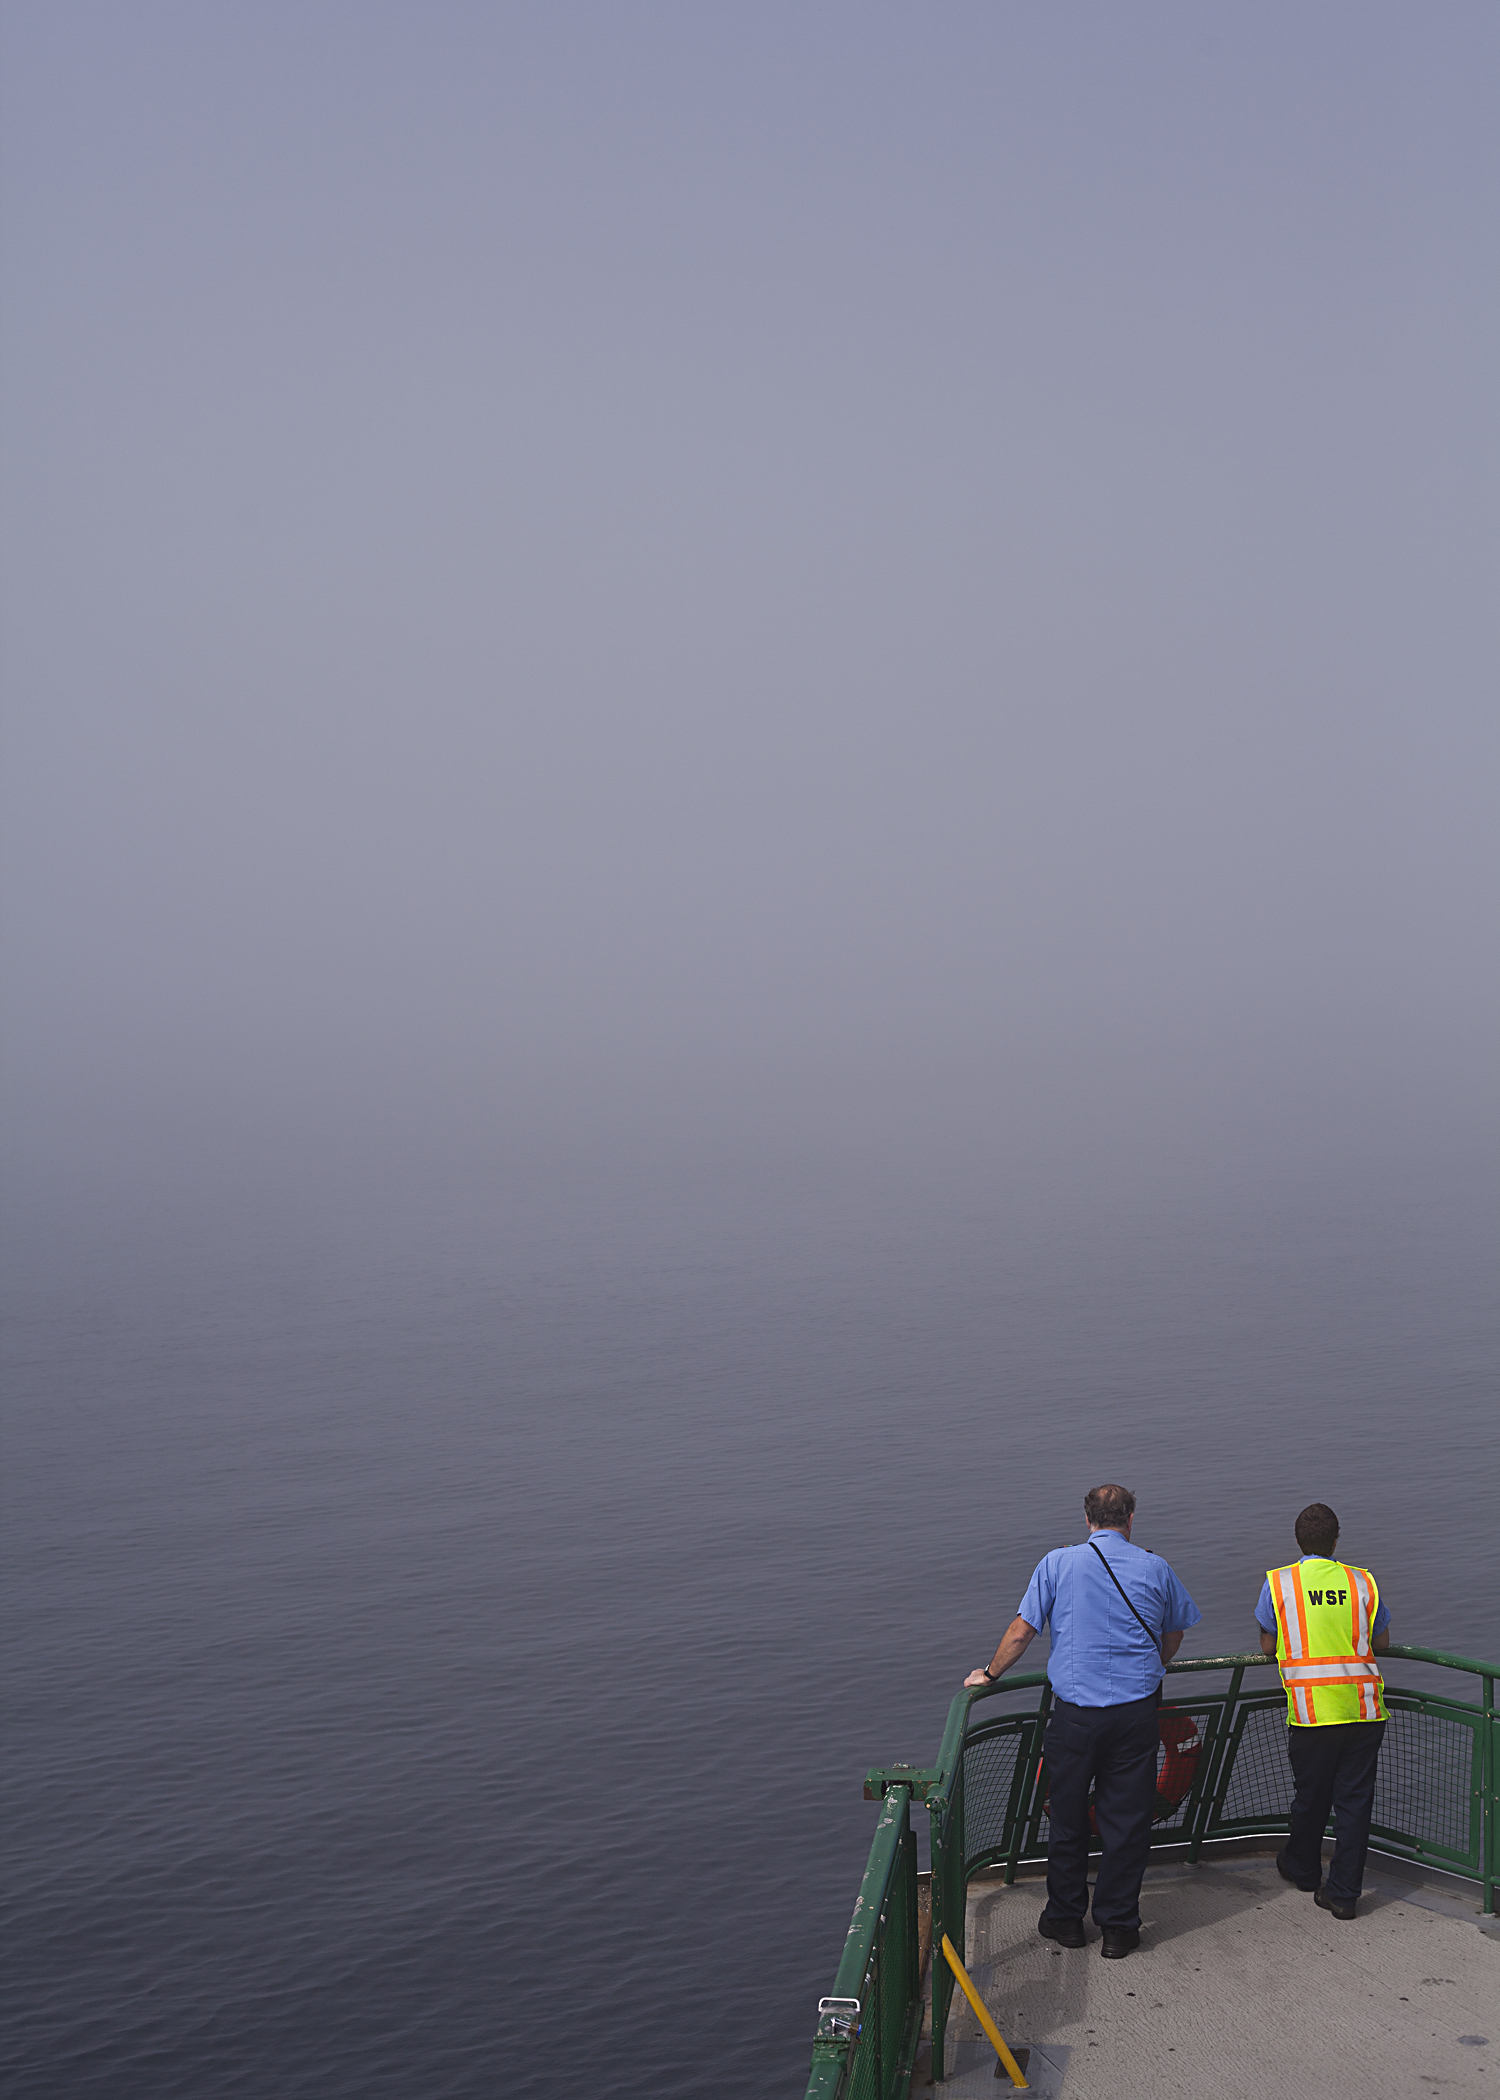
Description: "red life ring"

(1043, 1708), (1203, 1830)
(1153, 1708), (1202, 1821)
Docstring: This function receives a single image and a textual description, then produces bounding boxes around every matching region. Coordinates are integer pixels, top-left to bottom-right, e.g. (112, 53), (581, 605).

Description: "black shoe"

(1276, 1849), (1321, 1893)
(1099, 1926), (1140, 1959)
(1314, 1888), (1357, 1920)
(1037, 1913), (1086, 1948)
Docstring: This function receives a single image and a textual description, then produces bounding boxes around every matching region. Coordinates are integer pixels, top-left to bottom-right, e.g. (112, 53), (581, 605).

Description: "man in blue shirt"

(965, 1483), (1200, 1958)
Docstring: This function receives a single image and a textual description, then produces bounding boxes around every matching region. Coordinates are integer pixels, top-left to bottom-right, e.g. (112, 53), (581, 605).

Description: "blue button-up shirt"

(1018, 1528), (1201, 1706)
(1254, 1562), (1390, 1636)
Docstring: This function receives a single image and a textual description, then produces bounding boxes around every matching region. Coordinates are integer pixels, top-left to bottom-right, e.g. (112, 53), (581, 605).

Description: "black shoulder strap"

(1089, 1538), (1164, 1661)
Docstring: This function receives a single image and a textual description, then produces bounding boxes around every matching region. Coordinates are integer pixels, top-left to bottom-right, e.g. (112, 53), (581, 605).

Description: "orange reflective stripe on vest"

(1267, 1559), (1386, 1727)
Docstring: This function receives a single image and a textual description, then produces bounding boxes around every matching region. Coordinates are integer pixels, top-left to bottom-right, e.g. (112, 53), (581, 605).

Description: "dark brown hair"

(1294, 1503), (1340, 1557)
(1084, 1483), (1136, 1529)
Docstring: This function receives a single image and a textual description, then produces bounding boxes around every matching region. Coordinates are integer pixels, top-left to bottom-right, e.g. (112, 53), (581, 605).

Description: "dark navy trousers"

(1040, 1691), (1158, 1931)
(1284, 1719), (1386, 1902)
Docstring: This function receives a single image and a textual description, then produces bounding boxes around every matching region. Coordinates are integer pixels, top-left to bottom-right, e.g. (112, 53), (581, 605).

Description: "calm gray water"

(3, 1156), (1496, 2098)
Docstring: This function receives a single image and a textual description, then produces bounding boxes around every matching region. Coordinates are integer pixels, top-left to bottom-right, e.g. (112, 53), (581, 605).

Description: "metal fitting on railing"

(814, 1997), (860, 2043)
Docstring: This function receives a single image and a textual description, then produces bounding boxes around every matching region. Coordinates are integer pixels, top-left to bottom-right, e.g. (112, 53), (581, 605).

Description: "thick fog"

(3, 5), (1496, 1218)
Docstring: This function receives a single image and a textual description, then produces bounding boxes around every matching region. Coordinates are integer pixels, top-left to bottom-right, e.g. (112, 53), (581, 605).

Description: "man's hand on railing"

(964, 1615), (1038, 1688)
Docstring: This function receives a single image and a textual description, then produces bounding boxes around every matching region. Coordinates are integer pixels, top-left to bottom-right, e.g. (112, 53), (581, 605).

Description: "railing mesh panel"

(1376, 1704), (1476, 1859)
(1213, 1695), (1479, 1860)
(961, 1728), (1024, 1861)
(962, 1705), (1218, 1861)
(1217, 1701), (1292, 1822)
(847, 2003), (879, 2100)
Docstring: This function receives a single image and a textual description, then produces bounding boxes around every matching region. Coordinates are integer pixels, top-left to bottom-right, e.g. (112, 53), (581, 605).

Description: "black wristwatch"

(981, 1666), (1000, 1682)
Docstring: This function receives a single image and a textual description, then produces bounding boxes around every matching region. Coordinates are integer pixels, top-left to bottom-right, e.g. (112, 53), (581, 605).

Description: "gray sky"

(3, 4), (1496, 1206)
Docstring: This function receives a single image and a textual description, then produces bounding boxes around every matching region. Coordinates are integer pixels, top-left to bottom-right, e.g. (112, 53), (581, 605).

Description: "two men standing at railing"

(964, 1482), (1201, 1959)
(965, 1486), (1396, 1956)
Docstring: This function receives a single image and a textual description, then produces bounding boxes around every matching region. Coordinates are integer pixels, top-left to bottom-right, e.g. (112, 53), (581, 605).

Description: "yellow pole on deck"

(939, 1934), (1029, 2089)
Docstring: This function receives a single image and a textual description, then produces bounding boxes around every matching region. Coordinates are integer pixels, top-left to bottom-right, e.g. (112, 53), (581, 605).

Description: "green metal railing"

(802, 1644), (1498, 2099)
(804, 1785), (923, 2100)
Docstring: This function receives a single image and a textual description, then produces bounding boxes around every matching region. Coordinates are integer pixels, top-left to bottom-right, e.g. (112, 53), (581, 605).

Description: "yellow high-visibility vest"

(1267, 1558), (1387, 1727)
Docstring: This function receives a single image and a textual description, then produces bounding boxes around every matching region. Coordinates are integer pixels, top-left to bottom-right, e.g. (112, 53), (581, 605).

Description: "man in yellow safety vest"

(1256, 1501), (1391, 1919)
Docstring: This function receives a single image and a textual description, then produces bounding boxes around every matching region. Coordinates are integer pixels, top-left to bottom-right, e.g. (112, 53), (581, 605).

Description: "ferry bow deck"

(928, 1846), (1498, 2100)
(804, 1646), (1498, 2100)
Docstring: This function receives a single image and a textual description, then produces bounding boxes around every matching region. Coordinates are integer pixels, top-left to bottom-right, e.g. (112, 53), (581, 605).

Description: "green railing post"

(998, 1720), (1037, 1886)
(1186, 1664), (1244, 1861)
(1004, 1685), (1051, 1885)
(804, 1784), (916, 2100)
(928, 1765), (964, 2083)
(1016, 1682), (1054, 1867)
(901, 1816), (920, 2081)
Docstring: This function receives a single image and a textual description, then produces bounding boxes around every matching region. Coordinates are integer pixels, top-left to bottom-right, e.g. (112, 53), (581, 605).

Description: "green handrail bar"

(1383, 1644), (1500, 1678)
(808, 1642), (1498, 2096)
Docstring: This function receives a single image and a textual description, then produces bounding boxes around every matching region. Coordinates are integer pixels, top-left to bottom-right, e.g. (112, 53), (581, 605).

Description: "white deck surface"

(923, 1853), (1498, 2100)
